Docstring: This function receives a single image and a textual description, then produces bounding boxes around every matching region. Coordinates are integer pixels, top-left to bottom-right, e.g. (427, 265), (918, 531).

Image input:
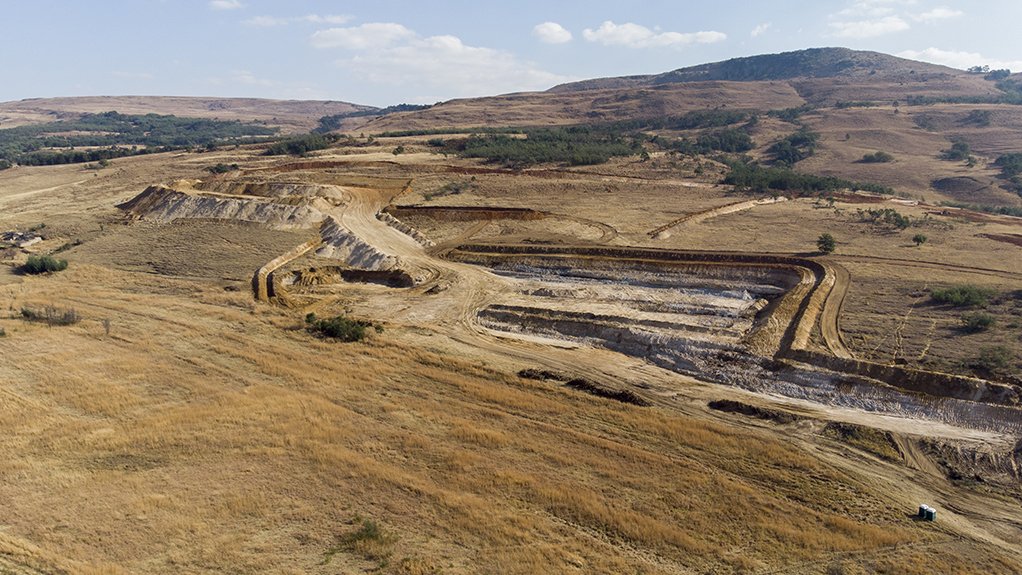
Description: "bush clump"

(21, 305), (80, 326)
(205, 163), (239, 174)
(969, 346), (1012, 374)
(264, 133), (340, 156)
(21, 255), (68, 274)
(323, 518), (396, 565)
(961, 312), (995, 332)
(816, 233), (836, 254)
(931, 285), (996, 307)
(305, 313), (380, 342)
(859, 151), (894, 163)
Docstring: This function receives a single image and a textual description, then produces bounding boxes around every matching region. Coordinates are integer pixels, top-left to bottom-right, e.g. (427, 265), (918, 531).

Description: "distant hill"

(0, 96), (378, 133)
(361, 48), (1004, 132)
(548, 48), (966, 92)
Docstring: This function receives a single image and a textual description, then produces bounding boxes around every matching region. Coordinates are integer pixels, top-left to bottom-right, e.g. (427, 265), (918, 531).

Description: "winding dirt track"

(648, 197), (788, 238)
(818, 260), (853, 359)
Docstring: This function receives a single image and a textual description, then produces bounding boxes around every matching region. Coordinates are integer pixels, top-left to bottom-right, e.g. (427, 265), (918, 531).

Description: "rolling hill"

(0, 96), (378, 133)
(361, 47), (1007, 132)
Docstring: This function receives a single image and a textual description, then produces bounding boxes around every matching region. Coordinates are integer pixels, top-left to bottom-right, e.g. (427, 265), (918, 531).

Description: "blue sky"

(3, 0), (1020, 106)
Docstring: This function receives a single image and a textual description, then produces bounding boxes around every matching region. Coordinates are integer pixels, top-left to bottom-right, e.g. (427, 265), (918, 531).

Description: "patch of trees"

(16, 147), (145, 166)
(766, 105), (815, 123)
(961, 109), (992, 127)
(906, 80), (1022, 106)
(994, 153), (1022, 193)
(722, 158), (893, 195)
(855, 207), (912, 229)
(969, 65), (1012, 81)
(858, 151), (894, 163)
(457, 126), (641, 167)
(377, 127), (522, 137)
(939, 139), (972, 161)
(607, 109), (755, 132)
(313, 104), (432, 133)
(930, 284), (996, 308)
(263, 133), (341, 156)
(0, 111), (277, 166)
(941, 201), (1022, 218)
(768, 128), (820, 166)
(835, 101), (878, 109)
(669, 128), (754, 155)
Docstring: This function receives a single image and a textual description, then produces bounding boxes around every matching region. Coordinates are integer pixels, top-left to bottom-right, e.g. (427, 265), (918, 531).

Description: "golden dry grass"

(1, 131), (1021, 573)
(0, 265), (1018, 574)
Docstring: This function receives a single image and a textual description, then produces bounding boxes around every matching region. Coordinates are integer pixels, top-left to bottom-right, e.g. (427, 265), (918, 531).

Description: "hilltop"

(549, 47), (977, 91)
(362, 48), (1003, 132)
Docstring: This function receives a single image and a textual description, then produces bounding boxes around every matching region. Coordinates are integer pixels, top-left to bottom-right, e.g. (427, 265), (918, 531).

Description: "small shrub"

(859, 151), (894, 163)
(20, 255), (68, 274)
(969, 346), (1012, 373)
(0, 326), (6, 337)
(961, 312), (995, 332)
(940, 140), (972, 161)
(930, 285), (996, 307)
(816, 233), (836, 254)
(912, 233), (928, 246)
(324, 518), (396, 565)
(962, 109), (992, 127)
(20, 305), (80, 326)
(306, 313), (377, 342)
(205, 162), (239, 174)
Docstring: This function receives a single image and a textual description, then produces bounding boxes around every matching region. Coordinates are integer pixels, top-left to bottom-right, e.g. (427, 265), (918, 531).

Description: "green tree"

(912, 233), (928, 246)
(816, 233), (836, 254)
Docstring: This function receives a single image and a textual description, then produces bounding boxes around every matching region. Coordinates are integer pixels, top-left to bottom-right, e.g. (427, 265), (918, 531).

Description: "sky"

(2, 0), (1021, 106)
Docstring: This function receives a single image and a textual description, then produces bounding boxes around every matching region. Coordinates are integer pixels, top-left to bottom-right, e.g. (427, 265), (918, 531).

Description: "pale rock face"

(119, 186), (326, 230)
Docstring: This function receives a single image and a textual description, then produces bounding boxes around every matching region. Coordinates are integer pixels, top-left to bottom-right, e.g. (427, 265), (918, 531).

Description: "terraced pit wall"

(785, 349), (1020, 405)
(384, 206), (547, 222)
(450, 244), (1022, 406)
(450, 244), (817, 356)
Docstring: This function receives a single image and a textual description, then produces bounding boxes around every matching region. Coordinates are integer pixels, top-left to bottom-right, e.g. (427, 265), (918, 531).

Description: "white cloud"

(311, 23), (573, 101)
(750, 22), (771, 37)
(829, 15), (909, 38)
(311, 23), (416, 50)
(582, 21), (726, 48)
(209, 0), (243, 10)
(243, 16), (286, 27)
(244, 14), (351, 27)
(897, 48), (1022, 72)
(836, 0), (899, 18)
(533, 22), (573, 44)
(913, 7), (963, 21)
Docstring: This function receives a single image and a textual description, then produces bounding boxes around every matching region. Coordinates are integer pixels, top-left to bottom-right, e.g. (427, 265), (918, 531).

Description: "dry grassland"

(1, 267), (1018, 574)
(1, 141), (1021, 574)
